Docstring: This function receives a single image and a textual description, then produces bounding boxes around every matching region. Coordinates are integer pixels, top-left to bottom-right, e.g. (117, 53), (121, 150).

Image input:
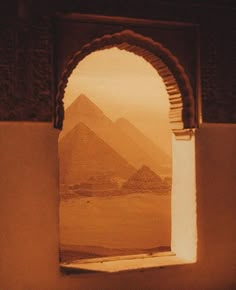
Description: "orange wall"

(0, 122), (235, 290)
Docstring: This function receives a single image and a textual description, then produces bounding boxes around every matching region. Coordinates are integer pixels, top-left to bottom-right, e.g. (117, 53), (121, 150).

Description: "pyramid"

(59, 94), (105, 140)
(122, 165), (164, 192)
(59, 122), (135, 184)
(60, 94), (169, 175)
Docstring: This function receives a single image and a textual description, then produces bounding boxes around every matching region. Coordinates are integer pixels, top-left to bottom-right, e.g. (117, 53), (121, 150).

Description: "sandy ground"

(59, 193), (171, 260)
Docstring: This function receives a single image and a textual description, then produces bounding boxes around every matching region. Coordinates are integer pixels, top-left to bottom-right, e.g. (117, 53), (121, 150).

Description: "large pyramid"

(59, 94), (105, 140)
(60, 94), (169, 175)
(122, 165), (165, 193)
(59, 122), (135, 184)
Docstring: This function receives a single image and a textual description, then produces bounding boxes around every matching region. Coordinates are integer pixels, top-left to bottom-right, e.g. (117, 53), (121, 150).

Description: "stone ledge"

(60, 251), (195, 274)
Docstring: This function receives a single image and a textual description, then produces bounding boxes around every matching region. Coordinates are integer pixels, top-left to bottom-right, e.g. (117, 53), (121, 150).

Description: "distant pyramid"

(79, 173), (119, 191)
(60, 94), (105, 139)
(115, 117), (171, 174)
(59, 122), (135, 184)
(122, 165), (164, 192)
(60, 94), (169, 175)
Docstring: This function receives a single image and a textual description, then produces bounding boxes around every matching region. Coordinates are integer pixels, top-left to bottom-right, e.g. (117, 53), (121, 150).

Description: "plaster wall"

(0, 122), (236, 290)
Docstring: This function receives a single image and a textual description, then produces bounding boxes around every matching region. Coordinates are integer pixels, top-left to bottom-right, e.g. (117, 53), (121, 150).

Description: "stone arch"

(54, 29), (196, 134)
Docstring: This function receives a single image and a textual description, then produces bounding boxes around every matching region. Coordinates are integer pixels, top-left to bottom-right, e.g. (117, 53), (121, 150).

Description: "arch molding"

(54, 30), (196, 134)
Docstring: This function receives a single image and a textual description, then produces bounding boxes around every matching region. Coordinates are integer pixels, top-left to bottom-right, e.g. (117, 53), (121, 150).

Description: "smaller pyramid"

(122, 165), (164, 193)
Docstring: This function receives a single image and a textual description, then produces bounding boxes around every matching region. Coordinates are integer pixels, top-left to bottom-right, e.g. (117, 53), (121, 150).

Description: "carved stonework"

(1, 3), (236, 125)
(200, 14), (236, 123)
(54, 29), (196, 134)
(200, 25), (217, 122)
(0, 26), (16, 120)
(0, 17), (53, 121)
(230, 22), (236, 121)
(30, 17), (53, 121)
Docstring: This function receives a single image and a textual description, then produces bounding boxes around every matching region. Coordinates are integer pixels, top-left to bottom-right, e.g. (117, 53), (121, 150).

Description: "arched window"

(56, 30), (197, 272)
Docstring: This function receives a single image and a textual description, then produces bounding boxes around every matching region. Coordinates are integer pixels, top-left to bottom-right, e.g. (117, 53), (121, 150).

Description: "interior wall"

(172, 134), (197, 261)
(0, 122), (236, 290)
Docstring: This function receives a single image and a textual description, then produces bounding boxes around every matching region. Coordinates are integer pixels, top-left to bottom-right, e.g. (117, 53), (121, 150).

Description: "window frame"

(55, 13), (199, 274)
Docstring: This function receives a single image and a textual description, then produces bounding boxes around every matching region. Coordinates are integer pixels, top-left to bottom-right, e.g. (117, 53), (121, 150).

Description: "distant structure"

(122, 165), (170, 193)
(60, 94), (171, 184)
(79, 173), (119, 191)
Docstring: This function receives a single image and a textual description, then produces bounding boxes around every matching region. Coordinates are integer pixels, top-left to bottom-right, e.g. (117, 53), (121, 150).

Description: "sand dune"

(59, 194), (171, 252)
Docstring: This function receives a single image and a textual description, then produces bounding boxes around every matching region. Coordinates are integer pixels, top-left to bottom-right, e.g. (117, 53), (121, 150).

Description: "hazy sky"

(64, 47), (172, 155)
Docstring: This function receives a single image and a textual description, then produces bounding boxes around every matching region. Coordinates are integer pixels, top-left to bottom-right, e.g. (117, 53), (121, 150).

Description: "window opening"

(59, 47), (173, 264)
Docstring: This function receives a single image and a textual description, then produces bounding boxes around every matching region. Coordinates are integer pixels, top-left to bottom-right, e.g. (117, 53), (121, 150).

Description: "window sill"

(60, 251), (194, 274)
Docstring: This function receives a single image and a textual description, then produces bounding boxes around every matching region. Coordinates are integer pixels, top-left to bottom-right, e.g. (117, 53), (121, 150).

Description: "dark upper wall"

(0, 0), (236, 123)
